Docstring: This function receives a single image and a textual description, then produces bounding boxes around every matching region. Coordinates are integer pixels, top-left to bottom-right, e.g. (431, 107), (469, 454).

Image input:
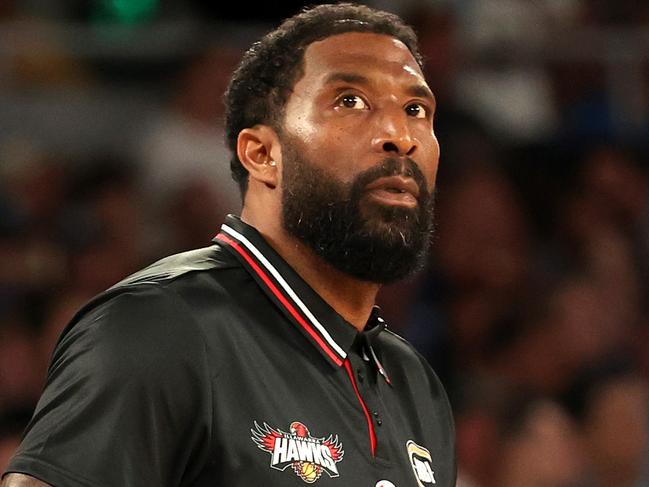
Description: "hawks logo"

(251, 421), (344, 483)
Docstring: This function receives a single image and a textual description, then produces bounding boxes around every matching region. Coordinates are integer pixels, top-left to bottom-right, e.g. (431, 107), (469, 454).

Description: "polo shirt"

(6, 215), (456, 487)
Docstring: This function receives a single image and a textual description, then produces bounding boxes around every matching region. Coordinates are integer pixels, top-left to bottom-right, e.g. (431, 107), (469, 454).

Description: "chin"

(361, 203), (420, 234)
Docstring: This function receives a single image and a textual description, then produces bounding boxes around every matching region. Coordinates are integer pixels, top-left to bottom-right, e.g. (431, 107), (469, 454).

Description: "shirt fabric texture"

(6, 215), (456, 487)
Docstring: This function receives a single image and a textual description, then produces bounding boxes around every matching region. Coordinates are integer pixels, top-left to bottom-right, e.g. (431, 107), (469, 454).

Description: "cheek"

(309, 128), (357, 171)
(284, 115), (347, 162)
(287, 119), (318, 146)
(282, 98), (321, 147)
(422, 136), (440, 191)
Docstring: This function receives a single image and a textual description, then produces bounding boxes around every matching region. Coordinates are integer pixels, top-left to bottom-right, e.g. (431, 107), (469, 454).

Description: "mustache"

(351, 157), (430, 201)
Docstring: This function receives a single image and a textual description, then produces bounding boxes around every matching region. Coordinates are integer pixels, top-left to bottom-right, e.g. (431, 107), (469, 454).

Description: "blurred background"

(1, 0), (649, 485)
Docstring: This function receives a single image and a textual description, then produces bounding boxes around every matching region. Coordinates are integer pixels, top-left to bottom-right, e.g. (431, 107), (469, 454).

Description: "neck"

(241, 209), (380, 332)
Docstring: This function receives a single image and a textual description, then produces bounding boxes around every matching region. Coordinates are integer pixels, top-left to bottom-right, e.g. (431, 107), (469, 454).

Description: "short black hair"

(224, 3), (423, 196)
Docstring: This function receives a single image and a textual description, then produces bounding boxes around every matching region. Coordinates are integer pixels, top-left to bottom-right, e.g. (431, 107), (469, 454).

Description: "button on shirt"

(6, 215), (456, 486)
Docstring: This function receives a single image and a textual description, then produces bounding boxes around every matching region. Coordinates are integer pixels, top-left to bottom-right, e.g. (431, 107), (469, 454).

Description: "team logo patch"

(406, 440), (436, 485)
(251, 421), (344, 483)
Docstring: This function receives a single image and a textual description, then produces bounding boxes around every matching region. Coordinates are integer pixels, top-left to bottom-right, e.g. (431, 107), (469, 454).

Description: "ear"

(237, 125), (281, 189)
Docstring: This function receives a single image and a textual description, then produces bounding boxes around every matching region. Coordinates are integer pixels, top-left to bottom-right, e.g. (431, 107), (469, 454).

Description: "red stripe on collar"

(216, 233), (344, 367)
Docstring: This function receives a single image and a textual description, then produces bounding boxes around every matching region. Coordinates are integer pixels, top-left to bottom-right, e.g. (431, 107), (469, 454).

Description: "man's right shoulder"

(58, 243), (242, 344)
(46, 243), (244, 382)
(110, 242), (238, 291)
(82, 242), (239, 311)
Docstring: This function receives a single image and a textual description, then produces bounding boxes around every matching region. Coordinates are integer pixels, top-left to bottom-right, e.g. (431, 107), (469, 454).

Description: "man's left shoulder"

(379, 328), (430, 367)
(380, 328), (450, 394)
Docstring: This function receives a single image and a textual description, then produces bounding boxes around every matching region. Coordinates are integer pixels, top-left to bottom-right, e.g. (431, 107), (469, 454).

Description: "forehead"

(299, 31), (425, 88)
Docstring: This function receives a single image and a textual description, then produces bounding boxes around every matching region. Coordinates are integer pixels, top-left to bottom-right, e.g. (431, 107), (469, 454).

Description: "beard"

(281, 141), (435, 284)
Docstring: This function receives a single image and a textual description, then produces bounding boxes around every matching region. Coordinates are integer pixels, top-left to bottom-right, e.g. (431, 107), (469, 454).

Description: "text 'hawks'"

(251, 421), (344, 483)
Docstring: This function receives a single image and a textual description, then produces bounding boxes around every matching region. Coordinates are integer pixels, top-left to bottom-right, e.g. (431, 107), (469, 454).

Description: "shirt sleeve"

(5, 285), (213, 487)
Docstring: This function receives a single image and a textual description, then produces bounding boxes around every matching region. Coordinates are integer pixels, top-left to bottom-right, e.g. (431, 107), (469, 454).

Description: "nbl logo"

(406, 440), (436, 486)
(251, 421), (344, 483)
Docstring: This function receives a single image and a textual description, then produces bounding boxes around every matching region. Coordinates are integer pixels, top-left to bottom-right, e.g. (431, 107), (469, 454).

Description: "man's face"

(279, 32), (440, 283)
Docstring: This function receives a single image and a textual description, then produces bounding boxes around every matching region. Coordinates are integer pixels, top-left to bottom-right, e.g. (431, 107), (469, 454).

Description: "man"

(3, 3), (455, 486)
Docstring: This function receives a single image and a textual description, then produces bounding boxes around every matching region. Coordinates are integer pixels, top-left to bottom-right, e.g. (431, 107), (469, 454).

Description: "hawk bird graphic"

(251, 422), (285, 453)
(251, 421), (344, 483)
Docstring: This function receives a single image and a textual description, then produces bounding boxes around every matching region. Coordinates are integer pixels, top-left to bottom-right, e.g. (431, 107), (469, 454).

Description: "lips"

(363, 176), (420, 207)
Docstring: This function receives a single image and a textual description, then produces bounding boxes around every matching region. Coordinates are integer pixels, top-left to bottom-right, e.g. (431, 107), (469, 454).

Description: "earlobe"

(237, 126), (280, 189)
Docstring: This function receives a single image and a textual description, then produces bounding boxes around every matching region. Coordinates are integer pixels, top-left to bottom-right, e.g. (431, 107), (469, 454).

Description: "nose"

(371, 110), (417, 157)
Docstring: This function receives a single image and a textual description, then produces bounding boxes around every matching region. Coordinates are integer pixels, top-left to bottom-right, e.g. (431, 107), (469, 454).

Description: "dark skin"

(239, 32), (439, 330)
(2, 31), (439, 487)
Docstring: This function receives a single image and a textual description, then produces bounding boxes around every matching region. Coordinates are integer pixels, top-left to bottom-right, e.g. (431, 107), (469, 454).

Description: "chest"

(193, 336), (452, 487)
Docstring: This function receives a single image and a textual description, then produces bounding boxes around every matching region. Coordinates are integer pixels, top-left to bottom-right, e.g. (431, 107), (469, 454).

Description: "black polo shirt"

(6, 215), (455, 487)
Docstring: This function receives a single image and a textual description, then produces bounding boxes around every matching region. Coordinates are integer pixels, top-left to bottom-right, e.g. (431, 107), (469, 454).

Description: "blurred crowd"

(1, 0), (649, 485)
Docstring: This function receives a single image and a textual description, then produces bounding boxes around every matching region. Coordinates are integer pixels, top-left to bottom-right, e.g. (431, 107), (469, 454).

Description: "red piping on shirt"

(343, 358), (377, 457)
(216, 233), (344, 367)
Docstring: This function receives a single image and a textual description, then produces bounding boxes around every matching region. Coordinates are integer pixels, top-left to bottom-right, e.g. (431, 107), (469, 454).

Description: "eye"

(405, 102), (428, 119)
(337, 94), (368, 110)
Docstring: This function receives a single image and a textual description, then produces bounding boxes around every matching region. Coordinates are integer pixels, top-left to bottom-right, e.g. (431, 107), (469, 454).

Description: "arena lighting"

(91, 0), (159, 24)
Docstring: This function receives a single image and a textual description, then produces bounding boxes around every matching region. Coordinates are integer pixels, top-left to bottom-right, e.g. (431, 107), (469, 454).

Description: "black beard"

(281, 145), (435, 284)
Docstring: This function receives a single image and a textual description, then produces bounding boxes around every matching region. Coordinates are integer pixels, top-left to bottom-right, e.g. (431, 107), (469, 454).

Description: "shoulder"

(109, 242), (237, 290)
(51, 243), (241, 376)
(65, 242), (237, 330)
(380, 328), (456, 458)
(380, 328), (430, 369)
(380, 328), (451, 400)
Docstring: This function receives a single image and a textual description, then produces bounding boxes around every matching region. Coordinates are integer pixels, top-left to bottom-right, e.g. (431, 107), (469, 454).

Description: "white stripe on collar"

(221, 224), (347, 360)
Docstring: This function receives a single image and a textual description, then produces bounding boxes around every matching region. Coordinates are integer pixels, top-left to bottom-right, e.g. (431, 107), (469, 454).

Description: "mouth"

(363, 176), (420, 208)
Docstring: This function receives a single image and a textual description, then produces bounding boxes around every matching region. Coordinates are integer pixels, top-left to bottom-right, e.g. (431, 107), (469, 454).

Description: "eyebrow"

(407, 84), (436, 106)
(323, 71), (436, 105)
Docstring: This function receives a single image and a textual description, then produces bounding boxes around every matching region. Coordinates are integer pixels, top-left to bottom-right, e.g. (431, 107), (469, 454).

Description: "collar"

(214, 214), (381, 369)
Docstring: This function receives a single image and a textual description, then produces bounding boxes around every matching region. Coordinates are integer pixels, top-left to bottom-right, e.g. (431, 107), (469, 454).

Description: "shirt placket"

(345, 347), (393, 463)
